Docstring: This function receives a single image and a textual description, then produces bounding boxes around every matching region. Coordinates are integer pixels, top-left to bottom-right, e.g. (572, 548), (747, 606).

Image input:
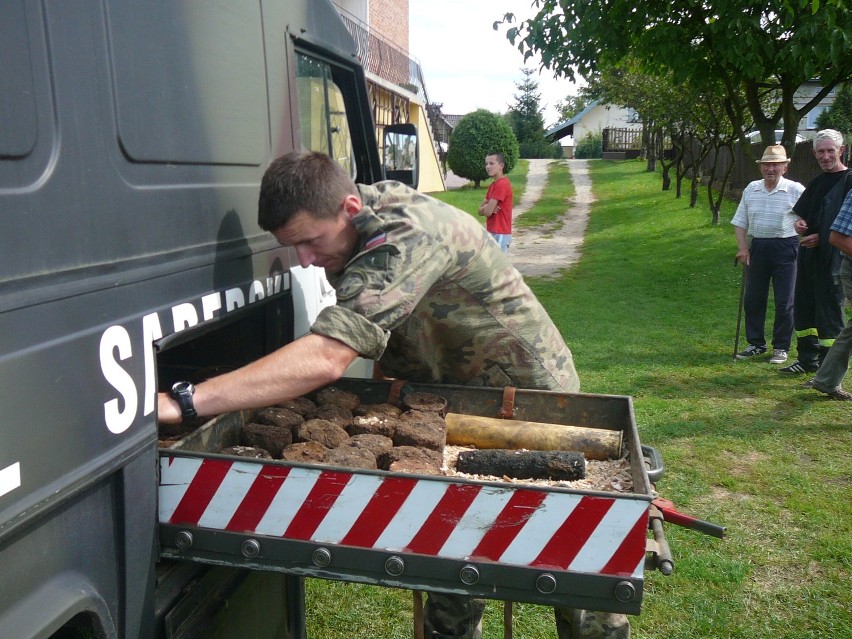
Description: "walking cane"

(733, 259), (747, 360)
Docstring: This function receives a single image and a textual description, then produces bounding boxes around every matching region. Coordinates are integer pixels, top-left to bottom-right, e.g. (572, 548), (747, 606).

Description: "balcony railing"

(335, 7), (429, 104)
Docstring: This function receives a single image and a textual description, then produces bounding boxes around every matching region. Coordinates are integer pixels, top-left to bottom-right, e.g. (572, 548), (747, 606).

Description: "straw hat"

(757, 145), (790, 163)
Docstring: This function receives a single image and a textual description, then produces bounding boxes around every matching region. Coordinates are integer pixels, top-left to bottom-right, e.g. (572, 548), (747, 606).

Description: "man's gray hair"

(814, 129), (844, 148)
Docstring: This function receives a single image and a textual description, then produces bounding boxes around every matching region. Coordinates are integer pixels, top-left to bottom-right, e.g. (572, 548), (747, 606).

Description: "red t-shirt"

(485, 176), (513, 234)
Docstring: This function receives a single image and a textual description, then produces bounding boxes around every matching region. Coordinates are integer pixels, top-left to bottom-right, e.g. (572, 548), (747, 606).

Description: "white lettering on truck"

(0, 462), (22, 499)
(100, 325), (139, 434)
(99, 273), (287, 434)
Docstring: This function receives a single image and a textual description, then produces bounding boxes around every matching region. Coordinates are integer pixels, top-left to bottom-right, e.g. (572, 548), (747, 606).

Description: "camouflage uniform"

(311, 182), (626, 638)
(311, 181), (579, 392)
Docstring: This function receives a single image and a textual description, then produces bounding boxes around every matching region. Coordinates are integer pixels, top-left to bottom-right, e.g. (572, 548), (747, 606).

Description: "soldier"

(158, 150), (624, 638)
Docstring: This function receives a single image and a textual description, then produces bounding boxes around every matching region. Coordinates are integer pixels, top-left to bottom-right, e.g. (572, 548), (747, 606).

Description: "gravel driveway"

(510, 159), (593, 279)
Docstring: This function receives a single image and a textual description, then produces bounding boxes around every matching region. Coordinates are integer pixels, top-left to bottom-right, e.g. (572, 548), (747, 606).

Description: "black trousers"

(745, 237), (798, 350)
(793, 246), (846, 366)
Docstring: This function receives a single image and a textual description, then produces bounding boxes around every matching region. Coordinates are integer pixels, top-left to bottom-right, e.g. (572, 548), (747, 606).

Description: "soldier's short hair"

(258, 151), (358, 231)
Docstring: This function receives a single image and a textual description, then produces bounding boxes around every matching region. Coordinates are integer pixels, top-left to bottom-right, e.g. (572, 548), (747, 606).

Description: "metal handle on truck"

(642, 445), (665, 483)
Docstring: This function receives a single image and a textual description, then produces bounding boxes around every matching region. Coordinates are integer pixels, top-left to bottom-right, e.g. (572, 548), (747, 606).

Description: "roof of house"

(545, 99), (602, 140)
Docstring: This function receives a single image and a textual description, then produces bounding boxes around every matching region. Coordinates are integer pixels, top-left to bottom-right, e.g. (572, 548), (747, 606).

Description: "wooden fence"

(602, 128), (642, 151)
(701, 140), (824, 192)
(601, 129), (852, 196)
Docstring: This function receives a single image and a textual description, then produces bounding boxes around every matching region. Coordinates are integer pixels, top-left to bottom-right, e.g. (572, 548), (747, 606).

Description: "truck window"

(295, 52), (355, 177)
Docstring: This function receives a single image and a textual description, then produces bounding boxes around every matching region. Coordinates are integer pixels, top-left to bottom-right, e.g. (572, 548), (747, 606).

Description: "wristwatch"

(170, 381), (197, 420)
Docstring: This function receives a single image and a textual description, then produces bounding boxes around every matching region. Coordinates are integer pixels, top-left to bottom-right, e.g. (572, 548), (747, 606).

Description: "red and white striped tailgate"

(159, 455), (648, 578)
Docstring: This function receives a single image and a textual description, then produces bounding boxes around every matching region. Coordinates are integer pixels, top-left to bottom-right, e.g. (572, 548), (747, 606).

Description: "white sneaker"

(769, 349), (788, 364)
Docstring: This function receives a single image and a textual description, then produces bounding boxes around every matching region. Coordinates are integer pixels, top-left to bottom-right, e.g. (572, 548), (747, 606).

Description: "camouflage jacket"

(310, 181), (580, 392)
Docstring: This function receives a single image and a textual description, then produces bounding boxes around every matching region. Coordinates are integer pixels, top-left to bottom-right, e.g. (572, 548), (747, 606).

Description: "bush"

(519, 139), (564, 159)
(574, 131), (602, 159)
(447, 110), (519, 187)
(815, 82), (852, 136)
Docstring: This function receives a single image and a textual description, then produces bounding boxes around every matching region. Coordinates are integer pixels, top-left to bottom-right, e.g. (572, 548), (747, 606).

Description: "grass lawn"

(305, 159), (851, 638)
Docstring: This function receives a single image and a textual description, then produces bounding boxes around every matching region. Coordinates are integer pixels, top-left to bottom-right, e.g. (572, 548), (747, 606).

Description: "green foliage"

(499, 0), (852, 156)
(507, 68), (560, 158)
(574, 131), (602, 159)
(816, 82), (852, 135)
(447, 109), (519, 187)
(518, 138), (563, 159)
(555, 94), (592, 122)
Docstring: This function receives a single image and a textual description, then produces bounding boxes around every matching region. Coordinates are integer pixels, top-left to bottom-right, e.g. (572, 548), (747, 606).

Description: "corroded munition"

(456, 449), (586, 481)
(445, 413), (622, 460)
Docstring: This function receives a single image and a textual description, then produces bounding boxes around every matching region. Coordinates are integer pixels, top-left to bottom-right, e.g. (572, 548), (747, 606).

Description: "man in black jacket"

(780, 129), (851, 374)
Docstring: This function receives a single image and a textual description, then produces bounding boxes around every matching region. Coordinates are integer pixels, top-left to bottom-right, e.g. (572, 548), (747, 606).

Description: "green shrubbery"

(446, 109), (519, 187)
(573, 131), (602, 158)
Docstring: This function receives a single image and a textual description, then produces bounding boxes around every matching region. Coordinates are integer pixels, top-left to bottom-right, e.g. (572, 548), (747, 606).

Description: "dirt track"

(510, 159), (593, 279)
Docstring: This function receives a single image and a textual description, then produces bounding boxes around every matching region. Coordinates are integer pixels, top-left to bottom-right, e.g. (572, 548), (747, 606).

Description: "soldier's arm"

(157, 333), (358, 423)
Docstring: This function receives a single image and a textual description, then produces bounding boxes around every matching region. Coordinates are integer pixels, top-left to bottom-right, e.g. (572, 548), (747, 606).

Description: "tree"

(446, 109), (519, 188)
(816, 83), (852, 137)
(498, 0), (852, 157)
(507, 69), (561, 159)
(554, 94), (591, 123)
(585, 59), (745, 220)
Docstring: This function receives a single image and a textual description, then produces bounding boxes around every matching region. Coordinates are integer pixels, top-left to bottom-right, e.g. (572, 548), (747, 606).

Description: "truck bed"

(158, 379), (655, 614)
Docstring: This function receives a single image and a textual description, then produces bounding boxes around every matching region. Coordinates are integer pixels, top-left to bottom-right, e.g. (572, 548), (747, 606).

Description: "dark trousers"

(745, 237), (798, 350)
(793, 247), (846, 366)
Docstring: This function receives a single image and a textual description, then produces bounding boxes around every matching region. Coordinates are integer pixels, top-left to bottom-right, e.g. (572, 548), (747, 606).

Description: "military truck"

(0, 1), (411, 636)
(2, 1), (696, 637)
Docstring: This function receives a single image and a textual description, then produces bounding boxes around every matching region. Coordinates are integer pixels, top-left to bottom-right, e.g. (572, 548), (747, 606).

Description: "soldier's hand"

(158, 392), (183, 424)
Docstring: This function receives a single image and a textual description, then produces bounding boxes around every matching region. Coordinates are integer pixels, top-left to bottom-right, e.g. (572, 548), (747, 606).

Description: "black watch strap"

(170, 381), (197, 419)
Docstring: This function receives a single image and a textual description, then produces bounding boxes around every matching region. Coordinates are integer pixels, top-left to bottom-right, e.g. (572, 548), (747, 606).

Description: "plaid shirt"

(731, 176), (805, 238)
(830, 189), (852, 237)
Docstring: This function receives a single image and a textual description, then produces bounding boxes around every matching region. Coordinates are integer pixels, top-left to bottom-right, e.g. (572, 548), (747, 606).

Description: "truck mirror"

(383, 124), (418, 189)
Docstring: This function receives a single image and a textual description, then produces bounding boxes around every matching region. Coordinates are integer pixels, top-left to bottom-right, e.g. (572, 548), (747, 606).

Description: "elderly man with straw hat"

(732, 144), (805, 364)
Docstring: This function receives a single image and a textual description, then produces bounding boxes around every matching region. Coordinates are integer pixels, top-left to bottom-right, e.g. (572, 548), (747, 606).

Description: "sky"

(409, 0), (583, 128)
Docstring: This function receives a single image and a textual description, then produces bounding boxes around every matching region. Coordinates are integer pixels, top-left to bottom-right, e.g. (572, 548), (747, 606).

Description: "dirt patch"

(510, 159), (593, 280)
(444, 159), (592, 280)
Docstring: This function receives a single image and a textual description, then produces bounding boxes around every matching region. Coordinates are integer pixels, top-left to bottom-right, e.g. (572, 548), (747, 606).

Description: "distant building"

(545, 100), (640, 158)
(332, 0), (446, 192)
(794, 80), (838, 134)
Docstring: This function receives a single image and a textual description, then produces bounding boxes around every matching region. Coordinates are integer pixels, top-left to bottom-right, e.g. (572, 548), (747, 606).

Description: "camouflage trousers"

(554, 607), (631, 638)
(422, 593), (630, 638)
(422, 593), (485, 638)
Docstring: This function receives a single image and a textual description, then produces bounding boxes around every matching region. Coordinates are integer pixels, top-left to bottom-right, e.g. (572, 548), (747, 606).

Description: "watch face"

(172, 381), (194, 395)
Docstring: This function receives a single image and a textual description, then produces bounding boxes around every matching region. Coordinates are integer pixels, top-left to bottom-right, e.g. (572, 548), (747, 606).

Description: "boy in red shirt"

(478, 152), (513, 252)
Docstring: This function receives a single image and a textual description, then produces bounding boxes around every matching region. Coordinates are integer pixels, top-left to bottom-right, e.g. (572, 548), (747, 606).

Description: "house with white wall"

(545, 99), (640, 157)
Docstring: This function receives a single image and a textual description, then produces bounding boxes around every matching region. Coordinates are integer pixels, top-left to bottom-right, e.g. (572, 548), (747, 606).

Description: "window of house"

(806, 106), (826, 130)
